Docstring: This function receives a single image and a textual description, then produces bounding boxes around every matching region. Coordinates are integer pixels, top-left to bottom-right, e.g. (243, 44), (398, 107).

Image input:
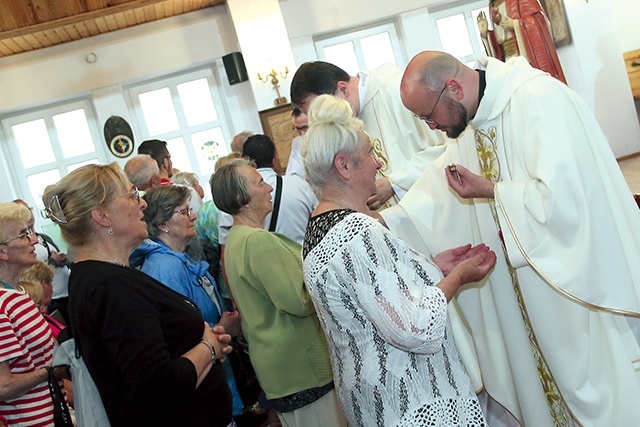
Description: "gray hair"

(0, 202), (31, 244)
(124, 154), (160, 190)
(171, 171), (199, 188)
(211, 158), (255, 215)
(142, 185), (191, 239)
(301, 94), (366, 195)
(230, 130), (253, 153)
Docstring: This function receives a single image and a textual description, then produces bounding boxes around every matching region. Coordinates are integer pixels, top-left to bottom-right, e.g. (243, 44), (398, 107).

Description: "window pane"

(177, 78), (218, 127)
(322, 42), (360, 76)
(361, 32), (397, 70)
(166, 137), (192, 174)
(138, 88), (180, 136)
(53, 109), (96, 158)
(68, 158), (99, 173)
(192, 127), (226, 177)
(27, 169), (61, 211)
(436, 14), (474, 59)
(12, 119), (56, 169)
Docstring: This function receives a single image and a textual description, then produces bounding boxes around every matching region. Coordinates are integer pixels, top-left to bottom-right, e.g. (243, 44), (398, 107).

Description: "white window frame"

(0, 98), (106, 210)
(125, 66), (232, 187)
(314, 22), (406, 72)
(430, 0), (490, 65)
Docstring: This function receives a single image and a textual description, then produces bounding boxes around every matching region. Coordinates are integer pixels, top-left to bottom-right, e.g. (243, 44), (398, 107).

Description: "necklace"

(0, 280), (13, 290)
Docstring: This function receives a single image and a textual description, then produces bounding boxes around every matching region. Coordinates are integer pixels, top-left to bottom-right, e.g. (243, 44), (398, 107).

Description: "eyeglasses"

(174, 206), (194, 217)
(128, 187), (141, 204)
(0, 227), (35, 245)
(414, 84), (447, 125)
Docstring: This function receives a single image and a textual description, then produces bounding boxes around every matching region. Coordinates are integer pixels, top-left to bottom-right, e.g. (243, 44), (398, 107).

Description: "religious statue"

(478, 0), (567, 83)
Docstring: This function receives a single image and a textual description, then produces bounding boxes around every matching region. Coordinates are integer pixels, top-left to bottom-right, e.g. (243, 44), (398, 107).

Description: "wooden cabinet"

(624, 49), (640, 100)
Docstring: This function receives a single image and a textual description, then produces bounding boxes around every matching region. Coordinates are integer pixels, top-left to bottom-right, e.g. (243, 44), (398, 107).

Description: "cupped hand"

(450, 250), (497, 285)
(434, 243), (490, 276)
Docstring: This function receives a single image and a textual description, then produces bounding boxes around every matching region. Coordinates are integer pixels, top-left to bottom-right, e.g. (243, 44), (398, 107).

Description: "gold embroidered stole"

(475, 126), (577, 426)
(370, 110), (399, 209)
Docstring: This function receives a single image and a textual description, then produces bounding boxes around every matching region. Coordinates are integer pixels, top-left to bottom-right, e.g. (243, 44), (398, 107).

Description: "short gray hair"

(142, 185), (191, 238)
(124, 154), (160, 190)
(171, 171), (199, 188)
(211, 158), (255, 215)
(301, 94), (365, 195)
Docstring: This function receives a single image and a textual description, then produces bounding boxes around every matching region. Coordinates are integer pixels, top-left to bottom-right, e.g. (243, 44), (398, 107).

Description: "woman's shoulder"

(334, 211), (382, 234)
(306, 211), (382, 258)
(71, 261), (157, 297)
(0, 287), (33, 311)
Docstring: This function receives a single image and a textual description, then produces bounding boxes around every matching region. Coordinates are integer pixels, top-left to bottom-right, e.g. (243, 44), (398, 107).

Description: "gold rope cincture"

(494, 189), (640, 318)
(474, 126), (578, 427)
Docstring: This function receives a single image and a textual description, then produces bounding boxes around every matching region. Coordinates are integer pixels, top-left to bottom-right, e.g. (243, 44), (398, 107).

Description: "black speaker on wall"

(222, 52), (249, 85)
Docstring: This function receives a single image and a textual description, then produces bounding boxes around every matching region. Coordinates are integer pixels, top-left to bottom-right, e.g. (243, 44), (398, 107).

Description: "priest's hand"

(446, 164), (494, 199)
(367, 177), (394, 210)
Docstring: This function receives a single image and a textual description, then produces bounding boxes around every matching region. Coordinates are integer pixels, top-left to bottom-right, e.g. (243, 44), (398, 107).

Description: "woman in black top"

(43, 163), (234, 427)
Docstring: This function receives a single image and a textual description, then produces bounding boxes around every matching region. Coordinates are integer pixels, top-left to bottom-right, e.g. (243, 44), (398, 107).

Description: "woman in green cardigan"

(211, 158), (346, 427)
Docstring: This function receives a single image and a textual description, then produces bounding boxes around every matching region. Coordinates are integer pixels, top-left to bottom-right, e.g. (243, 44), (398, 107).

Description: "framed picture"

(539, 0), (571, 47)
(258, 103), (297, 173)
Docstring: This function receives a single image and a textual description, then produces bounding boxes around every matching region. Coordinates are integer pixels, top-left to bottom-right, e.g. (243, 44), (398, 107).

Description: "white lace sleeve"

(309, 213), (448, 354)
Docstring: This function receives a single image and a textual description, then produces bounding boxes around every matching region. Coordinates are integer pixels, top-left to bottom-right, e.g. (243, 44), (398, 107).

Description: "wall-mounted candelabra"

(258, 66), (289, 105)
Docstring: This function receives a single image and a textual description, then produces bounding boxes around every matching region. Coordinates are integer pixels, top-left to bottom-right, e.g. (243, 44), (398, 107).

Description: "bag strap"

(268, 174), (283, 232)
(47, 367), (74, 426)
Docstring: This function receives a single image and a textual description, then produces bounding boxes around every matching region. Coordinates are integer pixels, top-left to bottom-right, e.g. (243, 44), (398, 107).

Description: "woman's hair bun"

(308, 94), (353, 127)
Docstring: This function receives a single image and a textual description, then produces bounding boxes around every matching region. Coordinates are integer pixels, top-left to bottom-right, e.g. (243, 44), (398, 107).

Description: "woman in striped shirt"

(0, 202), (60, 426)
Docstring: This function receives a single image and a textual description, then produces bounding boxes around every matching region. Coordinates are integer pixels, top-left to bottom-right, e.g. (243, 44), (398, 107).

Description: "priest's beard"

(440, 98), (468, 139)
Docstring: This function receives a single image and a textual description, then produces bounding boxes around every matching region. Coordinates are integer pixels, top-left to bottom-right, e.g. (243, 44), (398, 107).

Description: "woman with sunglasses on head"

(0, 202), (62, 426)
(43, 163), (235, 427)
(129, 185), (246, 422)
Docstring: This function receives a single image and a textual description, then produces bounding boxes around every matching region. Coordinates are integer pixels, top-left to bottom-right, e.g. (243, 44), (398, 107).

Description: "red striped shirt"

(0, 289), (56, 426)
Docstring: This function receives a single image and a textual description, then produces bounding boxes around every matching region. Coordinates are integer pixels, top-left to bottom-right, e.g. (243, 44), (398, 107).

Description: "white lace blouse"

(303, 211), (486, 427)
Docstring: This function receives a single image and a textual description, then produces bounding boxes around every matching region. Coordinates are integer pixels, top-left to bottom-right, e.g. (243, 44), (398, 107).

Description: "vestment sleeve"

(381, 90), (448, 192)
(245, 233), (315, 318)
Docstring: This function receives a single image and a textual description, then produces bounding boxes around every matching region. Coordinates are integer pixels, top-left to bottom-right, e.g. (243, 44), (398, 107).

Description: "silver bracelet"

(199, 339), (217, 363)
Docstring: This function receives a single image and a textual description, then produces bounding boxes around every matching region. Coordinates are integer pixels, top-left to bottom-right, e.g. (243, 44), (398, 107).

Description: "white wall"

(0, 0), (639, 203)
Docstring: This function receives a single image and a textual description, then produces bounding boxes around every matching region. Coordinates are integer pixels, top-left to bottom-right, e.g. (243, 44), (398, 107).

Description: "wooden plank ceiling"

(0, 0), (227, 58)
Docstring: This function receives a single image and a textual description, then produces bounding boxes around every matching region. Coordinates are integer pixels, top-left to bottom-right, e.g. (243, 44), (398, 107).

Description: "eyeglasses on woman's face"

(129, 187), (141, 204)
(174, 206), (194, 217)
(0, 227), (36, 245)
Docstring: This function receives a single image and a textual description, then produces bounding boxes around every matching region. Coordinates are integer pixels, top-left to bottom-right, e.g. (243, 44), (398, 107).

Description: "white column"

(227, 0), (296, 111)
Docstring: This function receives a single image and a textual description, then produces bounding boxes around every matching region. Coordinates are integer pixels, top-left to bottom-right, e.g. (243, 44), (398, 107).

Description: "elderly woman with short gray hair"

(211, 158), (346, 427)
(130, 185), (240, 338)
(129, 185), (245, 419)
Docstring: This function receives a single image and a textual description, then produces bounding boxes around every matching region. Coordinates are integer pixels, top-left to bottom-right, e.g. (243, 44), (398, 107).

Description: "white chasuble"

(381, 56), (640, 427)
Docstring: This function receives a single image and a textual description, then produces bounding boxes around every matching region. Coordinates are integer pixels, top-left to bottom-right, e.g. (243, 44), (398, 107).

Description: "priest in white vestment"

(290, 61), (448, 209)
(383, 51), (640, 426)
